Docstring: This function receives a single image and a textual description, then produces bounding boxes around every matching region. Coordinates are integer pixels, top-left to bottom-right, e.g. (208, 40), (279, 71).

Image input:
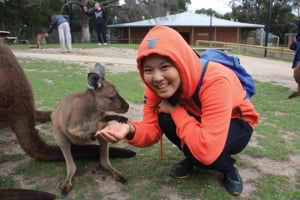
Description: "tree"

(0, 0), (192, 42)
(0, 0), (63, 39)
(61, 0), (91, 42)
(114, 0), (190, 23)
(229, 0), (297, 44)
(195, 8), (223, 18)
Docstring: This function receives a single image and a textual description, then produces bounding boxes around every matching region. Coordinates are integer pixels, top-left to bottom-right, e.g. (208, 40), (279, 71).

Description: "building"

(108, 12), (264, 45)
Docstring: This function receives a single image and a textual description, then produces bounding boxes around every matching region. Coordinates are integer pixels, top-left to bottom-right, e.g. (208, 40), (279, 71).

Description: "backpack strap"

(192, 57), (244, 120)
(192, 59), (209, 108)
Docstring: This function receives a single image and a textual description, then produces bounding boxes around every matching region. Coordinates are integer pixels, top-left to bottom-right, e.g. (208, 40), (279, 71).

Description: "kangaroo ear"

(87, 72), (101, 90)
(93, 63), (105, 78)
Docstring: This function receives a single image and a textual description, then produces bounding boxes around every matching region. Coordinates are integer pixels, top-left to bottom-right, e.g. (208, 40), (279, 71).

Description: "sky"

(118, 0), (232, 15)
(188, 0), (232, 14)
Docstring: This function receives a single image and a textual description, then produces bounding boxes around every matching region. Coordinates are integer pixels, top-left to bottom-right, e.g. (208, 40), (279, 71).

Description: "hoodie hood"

(136, 26), (201, 100)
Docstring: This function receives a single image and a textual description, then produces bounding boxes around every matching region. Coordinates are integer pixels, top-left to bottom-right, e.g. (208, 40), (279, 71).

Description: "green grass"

(0, 175), (19, 188)
(12, 160), (102, 200)
(252, 174), (300, 200)
(20, 60), (144, 109)
(23, 61), (88, 109)
(246, 81), (300, 161)
(1, 58), (300, 199)
(107, 71), (144, 103)
(0, 154), (25, 164)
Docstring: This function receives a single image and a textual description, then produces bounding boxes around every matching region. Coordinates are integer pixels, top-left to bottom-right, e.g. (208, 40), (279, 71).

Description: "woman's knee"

(225, 119), (253, 155)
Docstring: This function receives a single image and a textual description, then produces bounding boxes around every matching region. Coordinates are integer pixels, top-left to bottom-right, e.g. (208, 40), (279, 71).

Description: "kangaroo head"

(87, 63), (129, 113)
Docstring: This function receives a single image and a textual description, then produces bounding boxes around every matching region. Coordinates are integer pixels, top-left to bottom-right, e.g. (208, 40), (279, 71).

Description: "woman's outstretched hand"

(158, 100), (179, 114)
(96, 122), (132, 143)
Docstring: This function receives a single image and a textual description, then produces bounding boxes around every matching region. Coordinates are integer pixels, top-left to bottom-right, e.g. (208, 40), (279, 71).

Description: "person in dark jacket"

(289, 41), (300, 99)
(84, 2), (108, 46)
(47, 14), (72, 53)
(288, 15), (300, 98)
(296, 15), (300, 41)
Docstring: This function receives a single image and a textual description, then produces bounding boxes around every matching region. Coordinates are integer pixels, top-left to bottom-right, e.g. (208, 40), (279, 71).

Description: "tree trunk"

(81, 14), (90, 42)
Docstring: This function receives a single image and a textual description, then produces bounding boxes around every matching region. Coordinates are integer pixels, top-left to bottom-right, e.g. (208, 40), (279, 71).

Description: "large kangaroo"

(0, 42), (135, 199)
(51, 63), (129, 195)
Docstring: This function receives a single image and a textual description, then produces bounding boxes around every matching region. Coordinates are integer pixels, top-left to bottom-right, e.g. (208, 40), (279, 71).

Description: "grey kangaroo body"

(51, 63), (129, 196)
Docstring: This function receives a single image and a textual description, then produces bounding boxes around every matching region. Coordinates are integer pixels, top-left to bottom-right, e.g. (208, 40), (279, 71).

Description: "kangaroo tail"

(71, 144), (136, 160)
(32, 144), (136, 162)
(0, 189), (55, 200)
(35, 110), (52, 123)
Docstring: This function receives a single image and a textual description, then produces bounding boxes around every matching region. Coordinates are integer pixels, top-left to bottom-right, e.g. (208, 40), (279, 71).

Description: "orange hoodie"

(127, 26), (260, 165)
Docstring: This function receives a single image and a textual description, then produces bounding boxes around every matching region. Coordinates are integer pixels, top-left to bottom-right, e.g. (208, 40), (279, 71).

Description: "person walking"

(96, 26), (260, 196)
(47, 14), (72, 53)
(288, 15), (300, 98)
(84, 2), (108, 46)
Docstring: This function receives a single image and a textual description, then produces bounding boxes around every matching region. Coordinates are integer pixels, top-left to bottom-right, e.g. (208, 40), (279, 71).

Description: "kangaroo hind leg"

(54, 132), (77, 196)
(98, 137), (127, 184)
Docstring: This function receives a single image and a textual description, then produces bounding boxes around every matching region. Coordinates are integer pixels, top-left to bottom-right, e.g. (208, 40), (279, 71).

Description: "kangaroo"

(0, 189), (56, 200)
(0, 42), (135, 199)
(51, 63), (129, 196)
(0, 41), (135, 161)
(35, 33), (48, 49)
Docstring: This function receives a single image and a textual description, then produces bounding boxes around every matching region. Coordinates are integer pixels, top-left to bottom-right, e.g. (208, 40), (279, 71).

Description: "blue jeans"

(158, 113), (253, 171)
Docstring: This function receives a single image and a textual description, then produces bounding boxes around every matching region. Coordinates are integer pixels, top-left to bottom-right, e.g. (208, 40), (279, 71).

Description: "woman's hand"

(96, 122), (132, 143)
(158, 100), (179, 114)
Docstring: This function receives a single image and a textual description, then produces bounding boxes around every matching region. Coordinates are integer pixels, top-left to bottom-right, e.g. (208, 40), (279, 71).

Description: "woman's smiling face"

(142, 54), (181, 99)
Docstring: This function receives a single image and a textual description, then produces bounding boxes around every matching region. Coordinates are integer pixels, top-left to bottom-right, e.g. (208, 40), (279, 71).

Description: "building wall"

(193, 27), (210, 42)
(192, 27), (241, 45)
(129, 27), (151, 43)
(109, 26), (254, 46)
(215, 28), (240, 43)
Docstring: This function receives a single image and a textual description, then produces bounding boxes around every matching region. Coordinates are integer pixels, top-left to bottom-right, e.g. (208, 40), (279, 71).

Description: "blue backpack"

(192, 49), (256, 108)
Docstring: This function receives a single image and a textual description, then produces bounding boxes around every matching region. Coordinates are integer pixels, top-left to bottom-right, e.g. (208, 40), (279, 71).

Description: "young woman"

(96, 26), (260, 196)
(84, 2), (108, 46)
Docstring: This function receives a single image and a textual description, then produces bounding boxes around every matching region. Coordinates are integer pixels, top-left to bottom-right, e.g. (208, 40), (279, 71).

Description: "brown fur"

(0, 189), (55, 200)
(51, 63), (129, 195)
(0, 42), (135, 199)
(0, 41), (58, 160)
(35, 33), (48, 49)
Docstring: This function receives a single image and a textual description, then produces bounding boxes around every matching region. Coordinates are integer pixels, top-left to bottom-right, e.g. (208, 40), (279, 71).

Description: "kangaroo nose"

(123, 101), (129, 112)
(120, 101), (129, 113)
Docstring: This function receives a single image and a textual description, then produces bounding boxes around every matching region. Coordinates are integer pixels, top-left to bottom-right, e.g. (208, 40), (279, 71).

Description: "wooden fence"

(195, 40), (295, 61)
